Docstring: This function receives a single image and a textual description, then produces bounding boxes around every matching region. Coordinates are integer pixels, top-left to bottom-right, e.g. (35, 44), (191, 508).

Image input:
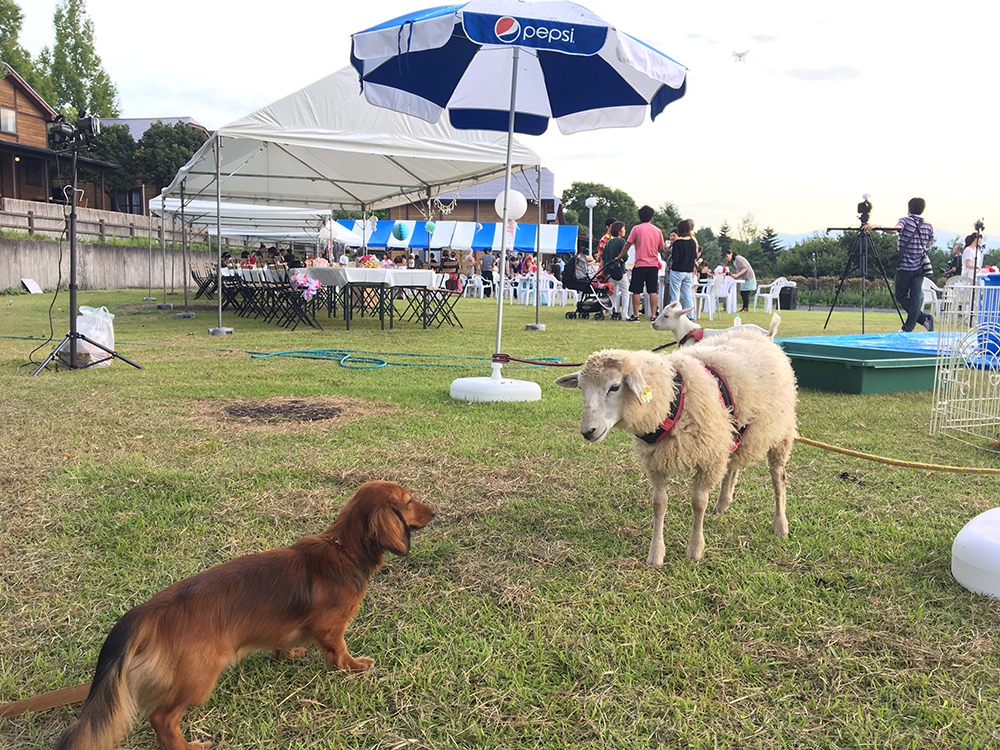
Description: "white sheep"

(555, 329), (797, 564)
(651, 301), (781, 346)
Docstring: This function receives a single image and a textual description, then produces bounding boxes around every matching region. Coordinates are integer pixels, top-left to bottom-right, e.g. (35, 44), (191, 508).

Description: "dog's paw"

(273, 647), (308, 660)
(350, 656), (375, 671)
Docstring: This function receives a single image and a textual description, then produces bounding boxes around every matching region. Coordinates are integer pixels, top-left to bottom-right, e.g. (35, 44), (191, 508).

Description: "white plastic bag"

(57, 305), (115, 368)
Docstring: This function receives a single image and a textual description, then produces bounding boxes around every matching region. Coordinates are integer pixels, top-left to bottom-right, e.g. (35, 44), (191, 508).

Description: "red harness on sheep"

(636, 366), (747, 450)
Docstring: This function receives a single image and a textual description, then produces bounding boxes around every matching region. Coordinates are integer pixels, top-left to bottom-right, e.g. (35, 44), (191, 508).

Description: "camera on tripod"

(857, 194), (873, 225)
(974, 218), (985, 236)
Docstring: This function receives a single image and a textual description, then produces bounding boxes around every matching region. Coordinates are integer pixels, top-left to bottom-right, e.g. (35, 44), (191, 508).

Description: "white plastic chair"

(752, 277), (788, 313)
(717, 276), (738, 314)
(536, 273), (561, 306)
(464, 274), (484, 298)
(695, 276), (724, 320)
(921, 277), (943, 319)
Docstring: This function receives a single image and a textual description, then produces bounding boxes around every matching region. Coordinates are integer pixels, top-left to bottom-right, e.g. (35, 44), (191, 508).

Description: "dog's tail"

(767, 312), (782, 339)
(54, 608), (155, 750)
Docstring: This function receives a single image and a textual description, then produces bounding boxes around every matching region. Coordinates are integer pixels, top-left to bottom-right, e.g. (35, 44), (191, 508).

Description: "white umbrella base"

(952, 507), (1000, 599)
(450, 364), (541, 402)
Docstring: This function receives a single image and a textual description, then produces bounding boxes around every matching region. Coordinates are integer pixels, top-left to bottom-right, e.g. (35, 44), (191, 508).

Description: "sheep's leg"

(767, 442), (791, 538)
(686, 469), (714, 562)
(646, 473), (669, 566)
(713, 468), (740, 515)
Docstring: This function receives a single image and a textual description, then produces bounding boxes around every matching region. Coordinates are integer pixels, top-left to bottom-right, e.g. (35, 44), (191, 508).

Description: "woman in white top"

(962, 233), (983, 279)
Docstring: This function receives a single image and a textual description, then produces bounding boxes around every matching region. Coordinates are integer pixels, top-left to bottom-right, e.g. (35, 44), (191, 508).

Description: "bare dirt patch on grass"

(195, 395), (392, 431)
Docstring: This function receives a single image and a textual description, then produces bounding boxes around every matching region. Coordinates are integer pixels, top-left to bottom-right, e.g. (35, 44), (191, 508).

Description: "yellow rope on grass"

(794, 436), (1000, 475)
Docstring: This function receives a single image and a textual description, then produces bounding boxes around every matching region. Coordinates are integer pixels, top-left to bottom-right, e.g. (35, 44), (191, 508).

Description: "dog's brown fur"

(54, 481), (435, 750)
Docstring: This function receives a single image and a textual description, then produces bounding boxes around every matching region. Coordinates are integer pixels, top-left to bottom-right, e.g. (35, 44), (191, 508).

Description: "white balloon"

(494, 190), (527, 220)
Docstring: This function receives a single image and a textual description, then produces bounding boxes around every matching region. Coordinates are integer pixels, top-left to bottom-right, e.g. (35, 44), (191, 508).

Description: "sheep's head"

(651, 300), (696, 334)
(555, 351), (652, 442)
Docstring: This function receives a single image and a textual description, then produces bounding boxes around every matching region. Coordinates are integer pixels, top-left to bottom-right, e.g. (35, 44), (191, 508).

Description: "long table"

(304, 267), (453, 330)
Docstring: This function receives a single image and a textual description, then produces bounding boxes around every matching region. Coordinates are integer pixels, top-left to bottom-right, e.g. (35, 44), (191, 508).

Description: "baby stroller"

(565, 261), (619, 321)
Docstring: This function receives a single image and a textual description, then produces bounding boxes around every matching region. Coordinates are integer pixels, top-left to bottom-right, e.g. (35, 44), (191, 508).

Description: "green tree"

(759, 227), (783, 272)
(135, 121), (208, 192)
(0, 0), (54, 104)
(737, 212), (759, 243)
(81, 122), (136, 210)
(50, 0), (120, 117)
(775, 230), (900, 280)
(560, 182), (638, 239)
(651, 201), (682, 235)
(717, 221), (733, 255)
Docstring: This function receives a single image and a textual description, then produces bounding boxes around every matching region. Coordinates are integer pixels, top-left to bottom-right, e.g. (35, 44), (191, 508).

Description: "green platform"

(778, 339), (938, 394)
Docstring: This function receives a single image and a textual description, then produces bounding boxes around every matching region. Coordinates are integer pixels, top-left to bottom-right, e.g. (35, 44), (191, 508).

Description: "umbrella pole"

(535, 167), (541, 326)
(492, 46), (520, 379)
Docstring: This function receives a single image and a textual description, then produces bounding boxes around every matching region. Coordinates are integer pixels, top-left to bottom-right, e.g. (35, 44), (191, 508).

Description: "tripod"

(31, 148), (144, 376)
(824, 226), (904, 333)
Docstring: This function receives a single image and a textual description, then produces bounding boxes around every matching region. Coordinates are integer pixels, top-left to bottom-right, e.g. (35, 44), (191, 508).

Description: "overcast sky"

(18, 0), (998, 237)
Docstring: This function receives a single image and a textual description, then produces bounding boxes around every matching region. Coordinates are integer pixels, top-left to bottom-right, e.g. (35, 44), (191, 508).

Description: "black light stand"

(31, 117), (144, 375)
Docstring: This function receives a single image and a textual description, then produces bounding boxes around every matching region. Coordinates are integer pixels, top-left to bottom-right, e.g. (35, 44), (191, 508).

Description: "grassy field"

(1, 290), (998, 749)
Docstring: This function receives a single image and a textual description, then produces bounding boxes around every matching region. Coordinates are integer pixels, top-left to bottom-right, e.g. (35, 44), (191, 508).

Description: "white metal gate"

(930, 281), (1000, 451)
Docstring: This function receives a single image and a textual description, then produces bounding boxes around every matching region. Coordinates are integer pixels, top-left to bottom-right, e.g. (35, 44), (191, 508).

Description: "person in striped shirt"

(864, 197), (934, 332)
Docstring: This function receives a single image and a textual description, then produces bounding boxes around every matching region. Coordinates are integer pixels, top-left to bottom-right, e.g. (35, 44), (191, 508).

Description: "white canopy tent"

(151, 197), (366, 246)
(157, 66), (540, 333)
(160, 66), (541, 212)
(150, 197), (330, 233)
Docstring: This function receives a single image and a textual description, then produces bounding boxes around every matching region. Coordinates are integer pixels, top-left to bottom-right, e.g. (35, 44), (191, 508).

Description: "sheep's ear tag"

(639, 386), (653, 404)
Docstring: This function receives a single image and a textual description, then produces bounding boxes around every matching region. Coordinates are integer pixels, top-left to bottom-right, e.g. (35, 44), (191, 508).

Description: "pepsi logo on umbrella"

(465, 13), (604, 54)
(494, 16), (520, 43)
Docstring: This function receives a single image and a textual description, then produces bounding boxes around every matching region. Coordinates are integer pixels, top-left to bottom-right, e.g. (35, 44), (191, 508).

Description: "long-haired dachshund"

(55, 480), (434, 750)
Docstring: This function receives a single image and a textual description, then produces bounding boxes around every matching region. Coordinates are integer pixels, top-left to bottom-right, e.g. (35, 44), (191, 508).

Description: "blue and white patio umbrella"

(350, 1), (687, 135)
(351, 0), (687, 400)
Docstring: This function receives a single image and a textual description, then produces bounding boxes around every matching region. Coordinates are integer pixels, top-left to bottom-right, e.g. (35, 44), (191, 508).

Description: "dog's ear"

(555, 372), (580, 389)
(369, 503), (411, 556)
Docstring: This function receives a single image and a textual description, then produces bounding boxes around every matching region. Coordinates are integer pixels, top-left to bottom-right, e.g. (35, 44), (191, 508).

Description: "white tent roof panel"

(162, 67), (541, 212)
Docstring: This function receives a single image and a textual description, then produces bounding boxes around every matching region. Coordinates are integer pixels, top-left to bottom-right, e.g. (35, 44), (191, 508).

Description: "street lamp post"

(585, 196), (598, 259)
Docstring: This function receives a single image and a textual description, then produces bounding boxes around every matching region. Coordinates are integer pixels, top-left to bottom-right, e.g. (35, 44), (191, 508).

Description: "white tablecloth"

(304, 267), (437, 287)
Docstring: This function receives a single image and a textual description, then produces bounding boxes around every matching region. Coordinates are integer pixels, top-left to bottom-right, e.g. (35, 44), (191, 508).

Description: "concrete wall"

(0, 236), (216, 292)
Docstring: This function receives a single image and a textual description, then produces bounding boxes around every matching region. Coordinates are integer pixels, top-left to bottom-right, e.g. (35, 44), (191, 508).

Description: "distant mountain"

(777, 230), (998, 251)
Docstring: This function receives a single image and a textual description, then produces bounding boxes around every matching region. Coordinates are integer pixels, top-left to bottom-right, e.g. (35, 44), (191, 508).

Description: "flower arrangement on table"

(291, 272), (322, 301)
(358, 254), (381, 269)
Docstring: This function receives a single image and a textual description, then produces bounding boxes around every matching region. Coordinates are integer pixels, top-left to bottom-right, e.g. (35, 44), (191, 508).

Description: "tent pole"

(208, 137), (231, 335)
(158, 186), (170, 310)
(178, 180), (193, 317)
(493, 45), (520, 376)
(144, 184), (154, 301)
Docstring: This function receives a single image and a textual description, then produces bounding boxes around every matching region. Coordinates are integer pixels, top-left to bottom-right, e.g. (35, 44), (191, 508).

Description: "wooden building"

(388, 167), (563, 225)
(0, 63), (118, 209)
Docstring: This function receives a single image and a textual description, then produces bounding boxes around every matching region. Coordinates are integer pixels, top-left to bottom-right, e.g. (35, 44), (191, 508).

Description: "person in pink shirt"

(617, 205), (665, 321)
